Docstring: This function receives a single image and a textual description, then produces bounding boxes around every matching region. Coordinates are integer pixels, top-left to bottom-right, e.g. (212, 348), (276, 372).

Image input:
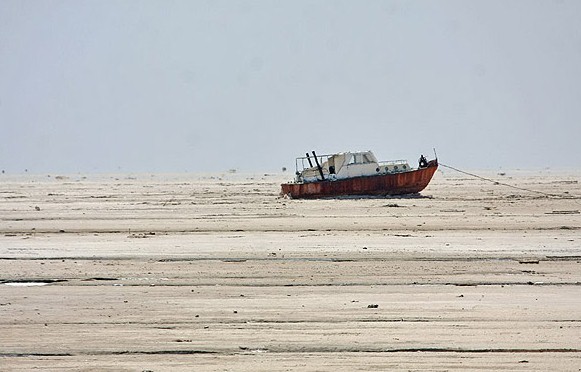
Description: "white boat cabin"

(296, 151), (411, 183)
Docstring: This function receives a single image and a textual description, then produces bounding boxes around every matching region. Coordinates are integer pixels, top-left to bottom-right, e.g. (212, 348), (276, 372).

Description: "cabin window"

(394, 165), (398, 170)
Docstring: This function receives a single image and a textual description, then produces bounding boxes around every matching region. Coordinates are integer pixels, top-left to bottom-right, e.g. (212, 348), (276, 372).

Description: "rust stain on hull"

(281, 160), (438, 199)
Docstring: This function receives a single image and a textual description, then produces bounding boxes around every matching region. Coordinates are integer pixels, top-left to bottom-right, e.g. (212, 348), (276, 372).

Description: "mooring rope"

(439, 163), (578, 200)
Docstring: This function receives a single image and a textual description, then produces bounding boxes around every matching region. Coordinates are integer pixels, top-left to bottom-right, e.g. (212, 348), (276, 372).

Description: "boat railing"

(378, 159), (408, 166)
(296, 155), (410, 173)
(295, 154), (333, 173)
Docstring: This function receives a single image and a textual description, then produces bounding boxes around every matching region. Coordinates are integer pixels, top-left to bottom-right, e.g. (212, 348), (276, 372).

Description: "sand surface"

(1, 169), (580, 371)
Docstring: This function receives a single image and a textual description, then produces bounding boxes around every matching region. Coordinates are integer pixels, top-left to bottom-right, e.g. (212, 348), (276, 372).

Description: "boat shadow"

(317, 193), (433, 200)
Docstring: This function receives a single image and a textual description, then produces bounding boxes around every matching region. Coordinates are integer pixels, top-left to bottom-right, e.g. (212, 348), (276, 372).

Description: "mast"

(312, 151), (325, 181)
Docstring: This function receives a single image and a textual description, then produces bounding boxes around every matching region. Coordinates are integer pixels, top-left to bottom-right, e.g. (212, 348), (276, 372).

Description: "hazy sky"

(1, 0), (580, 173)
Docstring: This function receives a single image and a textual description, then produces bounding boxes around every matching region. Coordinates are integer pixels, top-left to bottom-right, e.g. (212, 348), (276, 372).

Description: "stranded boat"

(280, 150), (438, 199)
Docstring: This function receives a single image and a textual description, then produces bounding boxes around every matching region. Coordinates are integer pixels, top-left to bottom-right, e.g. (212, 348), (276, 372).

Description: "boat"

(280, 150), (438, 199)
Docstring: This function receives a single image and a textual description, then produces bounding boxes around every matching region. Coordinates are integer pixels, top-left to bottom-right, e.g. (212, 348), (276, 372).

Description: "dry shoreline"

(1, 170), (580, 370)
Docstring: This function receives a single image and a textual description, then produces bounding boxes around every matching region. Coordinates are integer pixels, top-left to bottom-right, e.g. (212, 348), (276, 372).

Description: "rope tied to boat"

(439, 163), (580, 200)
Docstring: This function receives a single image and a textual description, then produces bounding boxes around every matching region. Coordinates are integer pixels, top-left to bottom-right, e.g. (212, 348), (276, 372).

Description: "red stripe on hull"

(281, 161), (438, 199)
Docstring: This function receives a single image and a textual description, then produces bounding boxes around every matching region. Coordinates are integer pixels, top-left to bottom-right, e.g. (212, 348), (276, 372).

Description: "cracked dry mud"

(1, 170), (580, 371)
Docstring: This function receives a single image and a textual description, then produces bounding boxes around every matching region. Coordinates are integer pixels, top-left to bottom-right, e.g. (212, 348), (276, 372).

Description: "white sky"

(1, 0), (580, 173)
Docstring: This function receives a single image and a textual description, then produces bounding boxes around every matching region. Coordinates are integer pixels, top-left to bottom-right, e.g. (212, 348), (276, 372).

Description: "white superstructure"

(297, 151), (410, 183)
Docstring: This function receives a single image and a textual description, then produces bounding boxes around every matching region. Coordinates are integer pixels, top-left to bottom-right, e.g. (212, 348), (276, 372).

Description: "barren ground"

(1, 169), (580, 371)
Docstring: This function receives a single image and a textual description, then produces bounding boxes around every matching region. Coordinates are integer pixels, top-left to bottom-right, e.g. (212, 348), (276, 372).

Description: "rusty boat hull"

(281, 160), (438, 199)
